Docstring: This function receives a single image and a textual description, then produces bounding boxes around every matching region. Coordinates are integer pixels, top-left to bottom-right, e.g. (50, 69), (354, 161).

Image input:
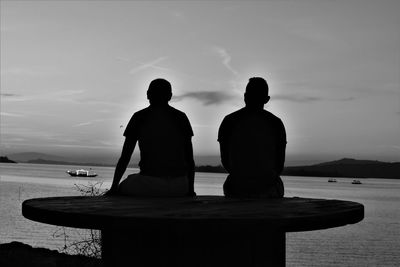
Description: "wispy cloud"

(338, 96), (356, 101)
(174, 91), (238, 105)
(0, 67), (64, 77)
(52, 90), (85, 97)
(272, 94), (357, 103)
(0, 112), (24, 117)
(272, 94), (322, 103)
(72, 118), (120, 128)
(115, 56), (131, 62)
(0, 89), (122, 108)
(72, 119), (105, 127)
(1, 89), (86, 103)
(174, 91), (356, 105)
(51, 143), (115, 149)
(170, 10), (185, 20)
(1, 128), (64, 143)
(0, 93), (25, 102)
(129, 57), (168, 75)
(212, 46), (239, 77)
(72, 122), (94, 127)
(0, 93), (19, 97)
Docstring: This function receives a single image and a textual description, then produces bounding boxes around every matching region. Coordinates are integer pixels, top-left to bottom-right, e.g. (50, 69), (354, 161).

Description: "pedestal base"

(101, 223), (285, 267)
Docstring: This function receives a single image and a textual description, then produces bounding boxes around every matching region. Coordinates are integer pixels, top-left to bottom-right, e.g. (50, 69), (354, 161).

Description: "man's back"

(218, 107), (286, 178)
(124, 105), (193, 177)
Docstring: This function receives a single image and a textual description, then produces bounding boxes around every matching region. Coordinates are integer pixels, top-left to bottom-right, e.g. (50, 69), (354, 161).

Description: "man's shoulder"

(168, 106), (187, 117)
(223, 108), (284, 127)
(132, 106), (151, 117)
(223, 108), (246, 121)
(131, 106), (188, 122)
(262, 110), (283, 122)
(224, 108), (281, 120)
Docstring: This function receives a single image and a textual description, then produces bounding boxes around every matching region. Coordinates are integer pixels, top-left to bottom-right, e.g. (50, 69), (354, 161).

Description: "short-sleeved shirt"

(124, 105), (193, 177)
(218, 107), (286, 177)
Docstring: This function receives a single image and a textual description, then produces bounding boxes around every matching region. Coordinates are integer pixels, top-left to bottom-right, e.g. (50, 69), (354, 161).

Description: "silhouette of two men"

(108, 77), (286, 198)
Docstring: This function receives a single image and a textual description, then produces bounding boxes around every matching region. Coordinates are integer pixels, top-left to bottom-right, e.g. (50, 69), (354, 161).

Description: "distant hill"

(7, 152), (69, 163)
(194, 158), (400, 179)
(7, 152), (119, 167)
(25, 158), (134, 168)
(314, 158), (385, 166)
(0, 156), (17, 163)
(25, 158), (88, 166)
(283, 158), (400, 179)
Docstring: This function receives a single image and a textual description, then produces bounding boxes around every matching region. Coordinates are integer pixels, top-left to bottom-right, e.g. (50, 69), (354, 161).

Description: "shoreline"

(0, 241), (102, 267)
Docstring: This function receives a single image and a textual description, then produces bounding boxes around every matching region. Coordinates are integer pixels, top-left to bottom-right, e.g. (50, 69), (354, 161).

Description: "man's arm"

(107, 137), (137, 194)
(219, 140), (231, 173)
(185, 137), (196, 196)
(218, 119), (231, 173)
(276, 142), (286, 174)
(276, 121), (287, 174)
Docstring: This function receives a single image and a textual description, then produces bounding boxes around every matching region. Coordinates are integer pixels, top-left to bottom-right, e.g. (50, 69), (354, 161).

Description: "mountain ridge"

(282, 158), (400, 179)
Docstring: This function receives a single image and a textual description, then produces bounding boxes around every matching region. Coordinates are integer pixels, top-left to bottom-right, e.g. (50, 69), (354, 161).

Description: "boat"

(328, 178), (337, 183)
(66, 169), (98, 177)
(351, 179), (362, 184)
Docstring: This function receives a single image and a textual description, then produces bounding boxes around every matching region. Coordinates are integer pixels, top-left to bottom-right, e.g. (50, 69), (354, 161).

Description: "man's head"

(244, 77), (270, 107)
(147, 78), (172, 105)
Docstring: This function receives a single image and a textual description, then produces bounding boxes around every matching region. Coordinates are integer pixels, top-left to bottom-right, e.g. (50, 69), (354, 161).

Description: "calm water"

(1, 163), (399, 266)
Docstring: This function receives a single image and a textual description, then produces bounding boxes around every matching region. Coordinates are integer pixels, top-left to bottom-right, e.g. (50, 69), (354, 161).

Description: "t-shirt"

(124, 105), (193, 177)
(218, 107), (286, 177)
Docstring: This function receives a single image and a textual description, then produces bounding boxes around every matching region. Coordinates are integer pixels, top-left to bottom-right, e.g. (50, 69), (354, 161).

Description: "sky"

(1, 0), (399, 165)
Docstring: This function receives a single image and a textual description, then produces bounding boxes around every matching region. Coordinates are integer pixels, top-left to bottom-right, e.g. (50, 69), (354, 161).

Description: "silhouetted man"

(108, 78), (195, 196)
(218, 77), (286, 198)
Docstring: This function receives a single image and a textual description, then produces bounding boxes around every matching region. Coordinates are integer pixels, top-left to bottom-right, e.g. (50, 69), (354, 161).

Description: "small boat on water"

(328, 178), (337, 183)
(351, 179), (362, 184)
(66, 169), (98, 177)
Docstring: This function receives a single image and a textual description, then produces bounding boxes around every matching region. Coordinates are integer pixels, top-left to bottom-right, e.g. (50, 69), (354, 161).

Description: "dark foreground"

(0, 242), (102, 267)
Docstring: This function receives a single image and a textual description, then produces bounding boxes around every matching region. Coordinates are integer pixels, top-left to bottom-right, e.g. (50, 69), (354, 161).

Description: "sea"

(0, 163), (399, 266)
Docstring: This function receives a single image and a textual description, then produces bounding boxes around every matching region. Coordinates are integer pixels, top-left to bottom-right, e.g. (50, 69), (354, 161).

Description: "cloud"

(1, 90), (86, 103)
(129, 57), (168, 75)
(0, 93), (25, 102)
(72, 118), (119, 128)
(338, 96), (356, 101)
(174, 91), (355, 105)
(271, 94), (357, 103)
(173, 91), (238, 105)
(212, 46), (238, 76)
(72, 122), (94, 127)
(0, 93), (19, 97)
(0, 89), (121, 108)
(115, 56), (131, 62)
(170, 10), (185, 20)
(72, 119), (106, 127)
(1, 67), (64, 76)
(0, 112), (24, 117)
(272, 94), (322, 103)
